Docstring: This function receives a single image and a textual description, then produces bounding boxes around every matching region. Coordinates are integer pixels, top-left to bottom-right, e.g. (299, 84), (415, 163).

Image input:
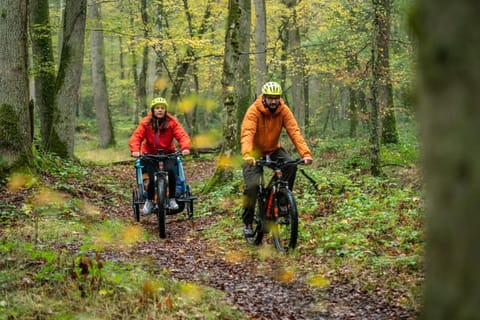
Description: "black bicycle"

(248, 156), (305, 252)
(132, 151), (194, 238)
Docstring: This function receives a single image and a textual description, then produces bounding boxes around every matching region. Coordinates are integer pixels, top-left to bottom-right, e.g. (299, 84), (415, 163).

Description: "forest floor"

(1, 157), (419, 319)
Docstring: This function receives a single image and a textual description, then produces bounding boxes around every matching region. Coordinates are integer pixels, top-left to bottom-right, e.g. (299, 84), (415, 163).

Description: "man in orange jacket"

(129, 97), (191, 214)
(240, 81), (313, 237)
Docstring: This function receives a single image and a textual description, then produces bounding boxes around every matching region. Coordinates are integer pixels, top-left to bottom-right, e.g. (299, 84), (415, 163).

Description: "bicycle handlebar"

(255, 157), (305, 169)
(139, 151), (183, 161)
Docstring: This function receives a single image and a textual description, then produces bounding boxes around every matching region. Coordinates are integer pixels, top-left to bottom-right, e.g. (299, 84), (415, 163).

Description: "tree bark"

(373, 0), (398, 144)
(50, 0), (87, 158)
(253, 0), (267, 95)
(285, 0), (305, 128)
(237, 0), (252, 134)
(0, 0), (31, 167)
(416, 1), (480, 319)
(30, 0), (56, 152)
(137, 0), (149, 116)
(205, 0), (241, 191)
(88, 0), (115, 148)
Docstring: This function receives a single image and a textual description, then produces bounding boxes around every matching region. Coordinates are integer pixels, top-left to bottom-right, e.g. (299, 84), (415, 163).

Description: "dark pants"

(141, 158), (177, 200)
(241, 147), (297, 225)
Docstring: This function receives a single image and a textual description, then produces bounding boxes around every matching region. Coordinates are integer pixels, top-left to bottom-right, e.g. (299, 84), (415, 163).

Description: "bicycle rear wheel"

(272, 188), (298, 252)
(156, 177), (168, 238)
(253, 198), (265, 245)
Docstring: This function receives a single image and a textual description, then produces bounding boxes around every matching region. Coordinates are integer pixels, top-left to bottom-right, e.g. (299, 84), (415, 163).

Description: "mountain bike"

(248, 156), (305, 252)
(132, 151), (194, 238)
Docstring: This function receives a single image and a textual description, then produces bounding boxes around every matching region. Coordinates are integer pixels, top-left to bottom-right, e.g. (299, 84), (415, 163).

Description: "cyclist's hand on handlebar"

(181, 149), (190, 156)
(131, 151), (140, 158)
(303, 156), (313, 165)
(243, 156), (256, 166)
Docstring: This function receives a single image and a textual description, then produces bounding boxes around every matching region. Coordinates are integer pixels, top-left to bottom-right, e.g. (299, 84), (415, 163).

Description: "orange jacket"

(240, 95), (312, 159)
(129, 113), (190, 155)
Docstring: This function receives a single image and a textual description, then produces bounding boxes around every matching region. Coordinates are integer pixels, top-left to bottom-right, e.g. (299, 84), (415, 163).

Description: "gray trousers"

(241, 147), (297, 225)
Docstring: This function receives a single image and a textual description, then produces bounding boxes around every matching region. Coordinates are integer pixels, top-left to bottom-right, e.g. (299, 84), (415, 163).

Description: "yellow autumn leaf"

(7, 172), (35, 192)
(192, 133), (219, 148)
(179, 282), (202, 302)
(121, 225), (143, 245)
(274, 268), (295, 283)
(224, 249), (247, 263)
(307, 274), (329, 288)
(30, 188), (67, 207)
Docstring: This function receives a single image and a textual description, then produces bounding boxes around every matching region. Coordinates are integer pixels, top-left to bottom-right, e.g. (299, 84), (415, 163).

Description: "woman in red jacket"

(129, 97), (191, 214)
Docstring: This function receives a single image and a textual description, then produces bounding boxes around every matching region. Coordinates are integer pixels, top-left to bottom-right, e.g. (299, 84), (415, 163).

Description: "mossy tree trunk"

(51, 0), (87, 159)
(30, 0), (57, 153)
(205, 0), (240, 192)
(237, 0), (251, 136)
(0, 0), (31, 168)
(372, 0), (398, 144)
(416, 1), (480, 319)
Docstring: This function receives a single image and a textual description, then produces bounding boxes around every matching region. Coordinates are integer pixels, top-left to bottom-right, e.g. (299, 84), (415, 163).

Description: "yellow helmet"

(150, 97), (168, 109)
(261, 81), (282, 95)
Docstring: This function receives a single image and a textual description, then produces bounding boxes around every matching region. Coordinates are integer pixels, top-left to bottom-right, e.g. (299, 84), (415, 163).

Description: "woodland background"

(1, 0), (480, 319)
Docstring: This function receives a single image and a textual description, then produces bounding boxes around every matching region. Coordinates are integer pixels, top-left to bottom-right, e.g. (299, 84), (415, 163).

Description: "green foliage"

(198, 132), (423, 311)
(1, 235), (243, 319)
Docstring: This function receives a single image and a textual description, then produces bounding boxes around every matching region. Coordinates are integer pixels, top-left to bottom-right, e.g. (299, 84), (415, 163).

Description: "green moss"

(0, 104), (33, 171)
(0, 104), (21, 150)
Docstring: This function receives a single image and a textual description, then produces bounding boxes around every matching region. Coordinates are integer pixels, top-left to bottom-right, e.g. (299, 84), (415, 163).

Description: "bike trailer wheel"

(132, 189), (140, 222)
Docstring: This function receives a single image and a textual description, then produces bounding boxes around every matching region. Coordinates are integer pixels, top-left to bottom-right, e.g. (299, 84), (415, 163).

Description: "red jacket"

(129, 113), (191, 154)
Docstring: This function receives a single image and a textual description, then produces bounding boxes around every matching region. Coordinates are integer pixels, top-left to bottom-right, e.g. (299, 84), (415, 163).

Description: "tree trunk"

(285, 0), (305, 128)
(254, 0), (267, 95)
(0, 0), (31, 167)
(237, 0), (251, 134)
(50, 0), (87, 159)
(30, 0), (57, 152)
(416, 1), (480, 319)
(206, 0), (240, 191)
(137, 0), (148, 116)
(373, 0), (398, 144)
(348, 87), (358, 138)
(88, 0), (115, 148)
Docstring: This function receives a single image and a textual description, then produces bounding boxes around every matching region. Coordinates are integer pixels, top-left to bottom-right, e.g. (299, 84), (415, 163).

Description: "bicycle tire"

(272, 188), (298, 252)
(132, 190), (140, 222)
(253, 197), (265, 245)
(156, 177), (167, 238)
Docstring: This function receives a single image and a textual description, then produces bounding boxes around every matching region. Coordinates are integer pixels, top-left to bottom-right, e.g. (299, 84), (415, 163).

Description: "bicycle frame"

(252, 157), (304, 251)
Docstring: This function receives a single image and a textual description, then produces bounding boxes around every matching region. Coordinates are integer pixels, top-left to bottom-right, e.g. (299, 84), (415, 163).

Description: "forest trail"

(99, 158), (416, 320)
(1, 158), (416, 319)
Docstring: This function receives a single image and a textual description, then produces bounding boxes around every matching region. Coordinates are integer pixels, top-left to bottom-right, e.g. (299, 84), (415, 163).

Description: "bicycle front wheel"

(272, 188), (298, 252)
(156, 177), (168, 238)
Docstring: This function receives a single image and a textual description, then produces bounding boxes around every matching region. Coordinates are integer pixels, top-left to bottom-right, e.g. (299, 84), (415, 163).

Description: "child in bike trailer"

(240, 81), (313, 237)
(129, 97), (191, 214)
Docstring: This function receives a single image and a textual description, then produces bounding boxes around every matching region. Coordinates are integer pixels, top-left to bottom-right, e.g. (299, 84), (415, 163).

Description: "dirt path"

(104, 160), (416, 320)
(1, 159), (417, 319)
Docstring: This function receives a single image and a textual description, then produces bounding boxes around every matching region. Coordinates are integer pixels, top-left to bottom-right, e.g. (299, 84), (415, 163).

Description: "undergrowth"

(0, 152), (244, 320)
(199, 131), (424, 312)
